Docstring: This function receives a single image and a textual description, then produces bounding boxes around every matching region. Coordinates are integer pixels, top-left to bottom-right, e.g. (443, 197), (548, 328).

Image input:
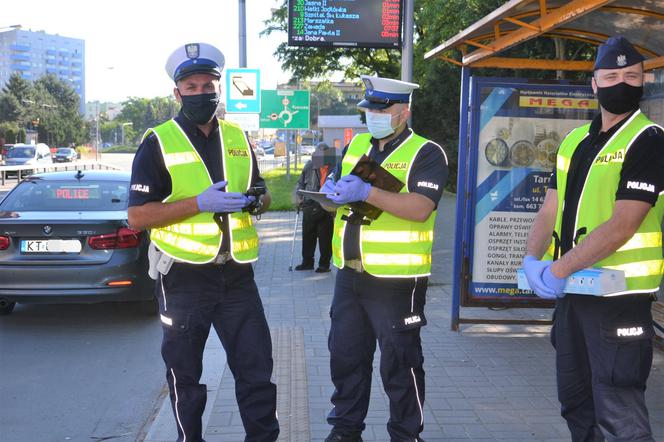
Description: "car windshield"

(7, 147), (35, 158)
(0, 179), (129, 211)
(56, 148), (73, 154)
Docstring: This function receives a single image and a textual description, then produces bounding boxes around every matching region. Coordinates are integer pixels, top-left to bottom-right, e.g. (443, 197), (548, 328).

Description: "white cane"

(288, 205), (301, 271)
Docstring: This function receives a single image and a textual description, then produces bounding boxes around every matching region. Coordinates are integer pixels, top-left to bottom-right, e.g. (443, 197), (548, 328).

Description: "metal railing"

(0, 161), (121, 185)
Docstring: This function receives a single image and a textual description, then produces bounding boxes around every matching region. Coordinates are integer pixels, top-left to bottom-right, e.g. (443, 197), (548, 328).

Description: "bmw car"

(0, 170), (155, 315)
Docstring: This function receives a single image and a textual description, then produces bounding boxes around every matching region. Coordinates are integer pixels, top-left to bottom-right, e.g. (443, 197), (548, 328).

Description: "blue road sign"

(226, 68), (261, 113)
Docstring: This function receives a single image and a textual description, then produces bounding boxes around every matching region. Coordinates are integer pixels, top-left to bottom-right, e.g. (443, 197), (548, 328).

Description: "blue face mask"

(365, 111), (397, 139)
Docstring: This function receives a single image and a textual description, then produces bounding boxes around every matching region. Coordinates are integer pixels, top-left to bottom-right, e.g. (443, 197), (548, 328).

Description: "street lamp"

(121, 122), (133, 146)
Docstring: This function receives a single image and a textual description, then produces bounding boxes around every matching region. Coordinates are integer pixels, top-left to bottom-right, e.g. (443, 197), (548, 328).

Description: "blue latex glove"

(523, 255), (557, 299)
(327, 174), (371, 204)
(542, 265), (566, 298)
(196, 181), (253, 213)
(320, 178), (337, 194)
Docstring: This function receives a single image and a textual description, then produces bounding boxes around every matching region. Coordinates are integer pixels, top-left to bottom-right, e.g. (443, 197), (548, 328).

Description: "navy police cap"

(358, 75), (420, 110)
(165, 43), (225, 82)
(594, 36), (644, 71)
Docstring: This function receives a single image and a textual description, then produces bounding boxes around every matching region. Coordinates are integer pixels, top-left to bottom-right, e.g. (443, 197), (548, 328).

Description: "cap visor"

(175, 66), (222, 82)
(357, 99), (392, 110)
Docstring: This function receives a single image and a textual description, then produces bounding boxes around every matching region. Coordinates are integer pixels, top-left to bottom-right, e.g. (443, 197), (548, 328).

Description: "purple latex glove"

(522, 255), (557, 299)
(196, 181), (253, 213)
(327, 174), (371, 204)
(320, 178), (337, 194)
(542, 265), (566, 298)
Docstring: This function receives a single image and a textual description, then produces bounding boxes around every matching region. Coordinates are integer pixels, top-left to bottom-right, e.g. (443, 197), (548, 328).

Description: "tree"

(2, 73), (32, 105)
(116, 96), (179, 145)
(0, 94), (21, 123)
(0, 122), (19, 144)
(261, 0), (593, 191)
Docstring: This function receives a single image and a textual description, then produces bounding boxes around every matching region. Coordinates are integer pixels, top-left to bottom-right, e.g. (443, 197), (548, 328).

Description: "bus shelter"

(423, 0), (664, 331)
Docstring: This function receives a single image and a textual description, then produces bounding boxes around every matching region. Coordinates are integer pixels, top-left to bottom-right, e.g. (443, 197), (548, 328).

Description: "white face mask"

(366, 111), (400, 139)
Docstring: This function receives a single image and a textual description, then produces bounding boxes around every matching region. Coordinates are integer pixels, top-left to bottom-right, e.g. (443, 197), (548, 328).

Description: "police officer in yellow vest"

(523, 37), (664, 441)
(321, 76), (448, 442)
(128, 43), (278, 442)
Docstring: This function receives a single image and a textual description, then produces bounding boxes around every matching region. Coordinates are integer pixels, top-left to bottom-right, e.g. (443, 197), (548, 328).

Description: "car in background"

(53, 147), (78, 163)
(263, 146), (275, 155)
(0, 170), (155, 315)
(2, 143), (52, 167)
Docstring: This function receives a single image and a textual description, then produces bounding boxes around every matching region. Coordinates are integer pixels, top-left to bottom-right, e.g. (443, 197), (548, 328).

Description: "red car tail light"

(88, 228), (142, 250)
(0, 235), (9, 250)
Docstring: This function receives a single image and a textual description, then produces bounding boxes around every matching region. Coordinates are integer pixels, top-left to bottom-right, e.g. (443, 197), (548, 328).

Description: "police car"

(0, 170), (155, 315)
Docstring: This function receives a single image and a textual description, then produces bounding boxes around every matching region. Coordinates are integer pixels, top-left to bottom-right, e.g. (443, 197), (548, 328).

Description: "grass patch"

(263, 166), (303, 211)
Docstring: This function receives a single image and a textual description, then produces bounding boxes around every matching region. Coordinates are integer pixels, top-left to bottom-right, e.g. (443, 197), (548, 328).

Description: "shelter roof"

(424, 0), (664, 71)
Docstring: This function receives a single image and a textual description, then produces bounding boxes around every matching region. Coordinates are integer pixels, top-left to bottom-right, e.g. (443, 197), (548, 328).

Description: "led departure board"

(288, 0), (402, 49)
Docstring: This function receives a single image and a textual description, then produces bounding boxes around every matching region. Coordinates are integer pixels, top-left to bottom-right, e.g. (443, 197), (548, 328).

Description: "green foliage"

(262, 0), (594, 192)
(17, 128), (26, 143)
(0, 73), (87, 146)
(116, 96), (179, 145)
(0, 121), (19, 144)
(262, 165), (304, 211)
(103, 145), (138, 153)
(0, 94), (21, 124)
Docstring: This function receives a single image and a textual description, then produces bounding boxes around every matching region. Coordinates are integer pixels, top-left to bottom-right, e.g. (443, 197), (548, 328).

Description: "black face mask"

(179, 92), (220, 125)
(596, 82), (643, 115)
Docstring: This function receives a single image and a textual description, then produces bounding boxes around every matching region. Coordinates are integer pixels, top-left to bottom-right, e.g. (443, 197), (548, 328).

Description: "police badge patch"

(185, 43), (200, 59)
(616, 54), (627, 67)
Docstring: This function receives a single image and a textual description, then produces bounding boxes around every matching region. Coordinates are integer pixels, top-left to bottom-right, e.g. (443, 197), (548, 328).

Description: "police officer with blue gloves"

(322, 76), (448, 442)
(524, 37), (664, 441)
(128, 43), (278, 442)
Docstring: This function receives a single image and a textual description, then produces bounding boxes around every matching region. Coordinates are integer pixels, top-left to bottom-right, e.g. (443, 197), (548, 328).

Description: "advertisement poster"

(467, 79), (597, 302)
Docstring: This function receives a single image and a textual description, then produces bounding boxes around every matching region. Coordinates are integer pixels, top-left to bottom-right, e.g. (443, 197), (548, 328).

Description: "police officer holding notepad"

(523, 37), (664, 441)
(321, 75), (448, 442)
(128, 42), (278, 442)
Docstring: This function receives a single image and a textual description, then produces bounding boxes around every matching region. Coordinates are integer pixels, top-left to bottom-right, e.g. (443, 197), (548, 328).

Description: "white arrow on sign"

(235, 102), (248, 110)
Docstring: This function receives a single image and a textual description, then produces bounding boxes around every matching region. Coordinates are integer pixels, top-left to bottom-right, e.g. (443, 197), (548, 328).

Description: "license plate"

(21, 239), (82, 254)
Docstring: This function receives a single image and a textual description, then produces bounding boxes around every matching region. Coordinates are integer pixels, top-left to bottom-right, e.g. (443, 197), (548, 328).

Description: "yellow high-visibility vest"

(145, 119), (258, 264)
(332, 132), (442, 277)
(550, 110), (664, 294)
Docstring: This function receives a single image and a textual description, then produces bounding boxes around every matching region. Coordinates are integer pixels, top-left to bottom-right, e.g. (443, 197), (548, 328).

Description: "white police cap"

(165, 43), (225, 82)
(358, 75), (420, 110)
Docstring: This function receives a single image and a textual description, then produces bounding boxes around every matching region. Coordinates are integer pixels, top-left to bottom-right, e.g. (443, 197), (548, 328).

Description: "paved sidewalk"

(145, 194), (664, 441)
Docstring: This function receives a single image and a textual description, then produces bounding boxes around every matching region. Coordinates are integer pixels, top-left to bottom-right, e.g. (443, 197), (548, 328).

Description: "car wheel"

(0, 298), (16, 315)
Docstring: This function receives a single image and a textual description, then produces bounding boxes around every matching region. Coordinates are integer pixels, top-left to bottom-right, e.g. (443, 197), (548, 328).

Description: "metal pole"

(451, 66), (471, 331)
(238, 0), (247, 68)
(401, 0), (414, 126)
(285, 130), (291, 179)
(401, 0), (414, 84)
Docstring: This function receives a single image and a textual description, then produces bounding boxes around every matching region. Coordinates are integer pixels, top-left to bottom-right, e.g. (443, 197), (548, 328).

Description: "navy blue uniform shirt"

(334, 127), (449, 260)
(548, 111), (664, 254)
(129, 110), (265, 254)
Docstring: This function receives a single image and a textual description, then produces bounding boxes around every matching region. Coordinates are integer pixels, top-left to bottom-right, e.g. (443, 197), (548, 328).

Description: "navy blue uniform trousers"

(156, 260), (278, 442)
(328, 268), (428, 441)
(552, 294), (655, 442)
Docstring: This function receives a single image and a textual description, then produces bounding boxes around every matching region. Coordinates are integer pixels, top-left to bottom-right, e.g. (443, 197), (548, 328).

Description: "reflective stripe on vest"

(331, 131), (439, 277)
(145, 119), (259, 264)
(552, 110), (664, 294)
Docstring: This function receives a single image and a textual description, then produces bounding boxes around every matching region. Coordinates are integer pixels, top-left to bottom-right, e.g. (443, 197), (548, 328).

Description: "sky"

(2, 0), (291, 103)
